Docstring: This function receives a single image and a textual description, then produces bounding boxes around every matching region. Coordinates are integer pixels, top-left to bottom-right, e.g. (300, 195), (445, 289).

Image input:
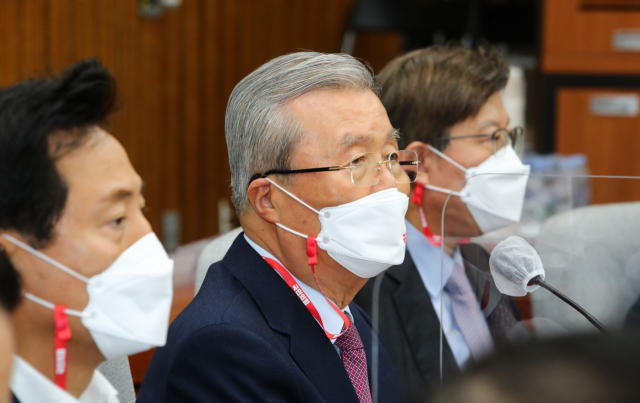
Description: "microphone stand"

(528, 276), (609, 335)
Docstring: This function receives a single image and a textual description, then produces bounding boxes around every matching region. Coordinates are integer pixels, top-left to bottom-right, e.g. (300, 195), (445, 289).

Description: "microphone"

(489, 236), (608, 334)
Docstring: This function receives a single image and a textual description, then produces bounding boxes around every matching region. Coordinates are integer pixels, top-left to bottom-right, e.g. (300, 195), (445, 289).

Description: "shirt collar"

(405, 219), (464, 299)
(11, 356), (119, 403)
(244, 234), (350, 342)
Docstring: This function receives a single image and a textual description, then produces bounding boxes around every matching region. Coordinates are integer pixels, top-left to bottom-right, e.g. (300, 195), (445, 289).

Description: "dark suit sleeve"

(165, 324), (302, 402)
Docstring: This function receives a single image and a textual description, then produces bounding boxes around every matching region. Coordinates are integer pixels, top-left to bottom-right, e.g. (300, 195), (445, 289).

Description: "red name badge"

(53, 306), (72, 390)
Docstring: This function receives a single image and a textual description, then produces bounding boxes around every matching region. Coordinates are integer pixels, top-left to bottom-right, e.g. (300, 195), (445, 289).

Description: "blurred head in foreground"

(433, 333), (640, 403)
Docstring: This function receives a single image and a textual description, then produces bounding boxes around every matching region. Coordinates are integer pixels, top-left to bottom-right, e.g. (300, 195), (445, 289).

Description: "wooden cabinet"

(541, 0), (640, 205)
(543, 0), (640, 74)
(555, 88), (640, 203)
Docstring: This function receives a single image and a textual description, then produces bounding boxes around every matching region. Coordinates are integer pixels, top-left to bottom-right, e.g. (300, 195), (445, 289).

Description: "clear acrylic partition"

(368, 171), (640, 402)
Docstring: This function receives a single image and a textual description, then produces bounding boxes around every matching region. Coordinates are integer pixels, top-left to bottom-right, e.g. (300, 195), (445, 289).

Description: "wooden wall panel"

(0, 1), (19, 87)
(201, 0), (223, 235)
(48, 0), (73, 70)
(0, 0), (403, 246)
(159, 9), (183, 221)
(181, 0), (202, 243)
(20, 0), (48, 78)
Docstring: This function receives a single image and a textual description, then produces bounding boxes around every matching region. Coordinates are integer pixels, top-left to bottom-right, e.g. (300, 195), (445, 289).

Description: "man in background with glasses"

(355, 44), (528, 403)
(138, 52), (415, 403)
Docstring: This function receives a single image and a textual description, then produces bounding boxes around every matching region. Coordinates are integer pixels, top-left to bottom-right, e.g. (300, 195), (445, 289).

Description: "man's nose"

(130, 210), (153, 246)
(370, 162), (399, 194)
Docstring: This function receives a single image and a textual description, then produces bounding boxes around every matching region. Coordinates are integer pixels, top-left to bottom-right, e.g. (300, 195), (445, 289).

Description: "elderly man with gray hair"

(138, 52), (417, 402)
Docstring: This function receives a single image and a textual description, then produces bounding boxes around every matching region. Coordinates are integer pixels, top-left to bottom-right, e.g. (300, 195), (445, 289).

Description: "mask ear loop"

(265, 178), (351, 337)
(1, 234), (90, 283)
(0, 235), (83, 392)
(1, 234), (88, 316)
(265, 178), (320, 214)
(426, 145), (468, 173)
(22, 294), (83, 317)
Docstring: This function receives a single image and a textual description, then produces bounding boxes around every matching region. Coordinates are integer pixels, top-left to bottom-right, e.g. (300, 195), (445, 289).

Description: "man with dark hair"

(0, 59), (174, 403)
(354, 44), (529, 402)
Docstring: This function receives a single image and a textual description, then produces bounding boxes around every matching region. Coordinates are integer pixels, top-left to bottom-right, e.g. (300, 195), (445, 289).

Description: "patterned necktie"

(445, 262), (494, 361)
(334, 314), (372, 403)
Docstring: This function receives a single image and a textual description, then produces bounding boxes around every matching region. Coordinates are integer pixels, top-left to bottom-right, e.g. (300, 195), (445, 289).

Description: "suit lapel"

(223, 234), (359, 403)
(352, 307), (374, 384)
(387, 252), (458, 386)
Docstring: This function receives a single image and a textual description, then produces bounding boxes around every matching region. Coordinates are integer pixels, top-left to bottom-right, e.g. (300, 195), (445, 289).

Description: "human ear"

(246, 179), (279, 224)
(405, 141), (430, 186)
(0, 231), (22, 259)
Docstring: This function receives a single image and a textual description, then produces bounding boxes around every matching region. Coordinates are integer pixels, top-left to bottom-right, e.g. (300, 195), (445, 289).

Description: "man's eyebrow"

(101, 189), (134, 204)
(338, 129), (400, 151)
(478, 119), (508, 130)
(388, 129), (400, 142)
(338, 133), (375, 150)
(99, 182), (145, 204)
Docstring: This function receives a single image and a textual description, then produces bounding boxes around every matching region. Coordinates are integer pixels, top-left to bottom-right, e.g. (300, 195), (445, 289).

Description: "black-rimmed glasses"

(249, 150), (420, 187)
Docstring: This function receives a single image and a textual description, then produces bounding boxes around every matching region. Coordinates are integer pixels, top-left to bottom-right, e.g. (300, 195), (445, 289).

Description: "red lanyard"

(411, 185), (470, 247)
(418, 205), (443, 247)
(53, 306), (72, 390)
(262, 236), (350, 340)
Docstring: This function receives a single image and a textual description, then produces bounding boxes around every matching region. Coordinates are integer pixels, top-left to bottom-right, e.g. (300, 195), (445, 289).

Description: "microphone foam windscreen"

(489, 236), (545, 297)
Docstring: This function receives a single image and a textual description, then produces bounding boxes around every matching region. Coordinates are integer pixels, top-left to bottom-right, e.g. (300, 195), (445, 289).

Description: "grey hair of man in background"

(225, 52), (378, 214)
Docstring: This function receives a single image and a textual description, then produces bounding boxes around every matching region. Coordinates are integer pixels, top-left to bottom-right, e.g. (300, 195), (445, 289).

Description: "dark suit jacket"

(354, 243), (520, 403)
(11, 393), (18, 403)
(137, 234), (402, 403)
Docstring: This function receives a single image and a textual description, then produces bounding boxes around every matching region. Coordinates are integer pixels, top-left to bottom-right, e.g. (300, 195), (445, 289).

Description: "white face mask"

(426, 145), (530, 234)
(266, 178), (409, 278)
(2, 232), (174, 360)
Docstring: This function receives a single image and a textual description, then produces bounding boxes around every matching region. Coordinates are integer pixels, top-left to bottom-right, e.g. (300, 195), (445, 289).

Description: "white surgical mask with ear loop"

(266, 178), (409, 278)
(1, 232), (174, 360)
(426, 144), (531, 234)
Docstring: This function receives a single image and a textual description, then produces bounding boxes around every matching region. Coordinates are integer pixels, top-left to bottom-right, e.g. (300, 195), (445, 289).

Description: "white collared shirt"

(244, 234), (352, 349)
(405, 220), (492, 368)
(11, 356), (119, 403)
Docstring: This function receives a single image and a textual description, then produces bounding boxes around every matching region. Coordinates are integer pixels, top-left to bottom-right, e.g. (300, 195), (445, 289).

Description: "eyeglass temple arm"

(248, 166), (345, 186)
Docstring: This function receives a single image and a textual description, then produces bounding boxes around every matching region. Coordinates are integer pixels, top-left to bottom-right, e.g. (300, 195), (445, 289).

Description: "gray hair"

(226, 52), (377, 214)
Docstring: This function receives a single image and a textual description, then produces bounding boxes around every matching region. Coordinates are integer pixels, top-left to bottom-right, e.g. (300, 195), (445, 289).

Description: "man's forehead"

(56, 133), (143, 205)
(337, 129), (399, 150)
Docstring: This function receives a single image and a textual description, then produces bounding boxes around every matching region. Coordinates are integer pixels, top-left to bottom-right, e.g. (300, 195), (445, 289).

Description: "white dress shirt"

(245, 234), (351, 351)
(405, 220), (493, 368)
(11, 356), (119, 403)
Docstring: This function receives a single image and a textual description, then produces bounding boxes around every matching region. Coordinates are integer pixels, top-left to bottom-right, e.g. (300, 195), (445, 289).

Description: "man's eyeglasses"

(436, 127), (524, 156)
(249, 150), (420, 187)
